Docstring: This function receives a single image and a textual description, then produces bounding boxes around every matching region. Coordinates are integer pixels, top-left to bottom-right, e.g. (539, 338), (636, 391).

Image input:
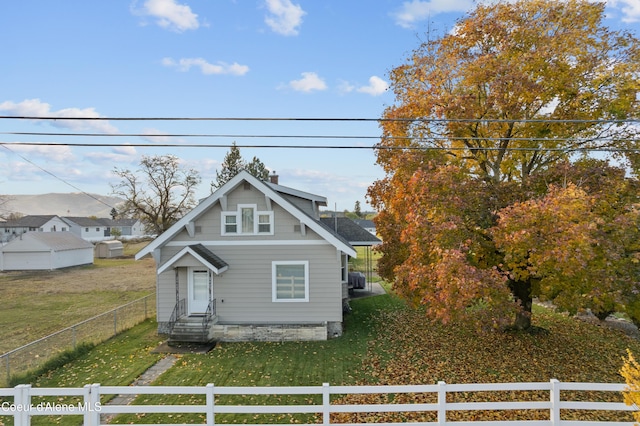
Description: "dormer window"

(222, 204), (273, 236)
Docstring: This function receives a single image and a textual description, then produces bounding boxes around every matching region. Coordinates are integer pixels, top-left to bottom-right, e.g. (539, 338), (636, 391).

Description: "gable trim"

(157, 245), (229, 275)
(136, 170), (356, 260)
(165, 240), (332, 247)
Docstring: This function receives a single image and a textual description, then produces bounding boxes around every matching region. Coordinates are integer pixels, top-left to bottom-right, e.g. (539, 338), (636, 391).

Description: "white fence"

(0, 380), (636, 425)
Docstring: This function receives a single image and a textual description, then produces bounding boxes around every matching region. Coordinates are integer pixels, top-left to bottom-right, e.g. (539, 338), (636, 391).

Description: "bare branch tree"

(111, 155), (201, 235)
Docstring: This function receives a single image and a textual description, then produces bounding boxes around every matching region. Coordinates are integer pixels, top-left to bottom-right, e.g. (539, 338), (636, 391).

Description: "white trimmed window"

(272, 261), (309, 302)
(222, 204), (273, 235)
(224, 215), (237, 233)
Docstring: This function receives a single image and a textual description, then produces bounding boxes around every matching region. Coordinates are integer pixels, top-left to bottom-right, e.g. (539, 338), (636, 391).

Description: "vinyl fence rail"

(0, 293), (156, 387)
(0, 380), (636, 425)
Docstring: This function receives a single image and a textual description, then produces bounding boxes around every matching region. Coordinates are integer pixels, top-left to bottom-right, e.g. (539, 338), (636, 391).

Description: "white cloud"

(191, 158), (220, 180)
(337, 80), (355, 94)
(264, 0), (306, 36)
(394, 0), (640, 27)
(8, 145), (75, 163)
(0, 99), (119, 134)
(608, 0), (640, 22)
(392, 0), (473, 29)
(139, 127), (180, 144)
(162, 57), (249, 76)
(357, 76), (389, 96)
(85, 151), (136, 165)
(112, 145), (137, 156)
(137, 0), (200, 32)
(286, 72), (327, 93)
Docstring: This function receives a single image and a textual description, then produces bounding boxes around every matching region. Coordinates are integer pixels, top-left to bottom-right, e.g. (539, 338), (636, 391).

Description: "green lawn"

(0, 242), (155, 354)
(1, 320), (164, 426)
(3, 291), (639, 424)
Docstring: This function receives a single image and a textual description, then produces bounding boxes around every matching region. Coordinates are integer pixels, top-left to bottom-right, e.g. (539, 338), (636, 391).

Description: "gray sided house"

(0, 231), (94, 271)
(136, 171), (358, 343)
(109, 218), (145, 239)
(353, 219), (377, 237)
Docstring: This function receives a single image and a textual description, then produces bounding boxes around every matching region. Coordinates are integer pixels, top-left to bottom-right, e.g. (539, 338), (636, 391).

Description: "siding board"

(154, 175), (347, 335)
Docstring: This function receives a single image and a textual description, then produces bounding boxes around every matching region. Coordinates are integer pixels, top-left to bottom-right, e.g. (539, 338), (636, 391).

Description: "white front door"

(188, 269), (210, 315)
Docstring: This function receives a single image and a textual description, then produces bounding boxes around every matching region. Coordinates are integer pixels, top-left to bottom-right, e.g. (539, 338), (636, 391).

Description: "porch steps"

(169, 316), (216, 344)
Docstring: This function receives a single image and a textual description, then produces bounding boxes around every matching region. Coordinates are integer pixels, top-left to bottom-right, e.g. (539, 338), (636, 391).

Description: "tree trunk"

(508, 278), (532, 330)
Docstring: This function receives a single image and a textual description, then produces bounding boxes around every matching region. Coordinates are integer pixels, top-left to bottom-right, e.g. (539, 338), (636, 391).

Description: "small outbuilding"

(0, 232), (94, 271)
(94, 240), (124, 258)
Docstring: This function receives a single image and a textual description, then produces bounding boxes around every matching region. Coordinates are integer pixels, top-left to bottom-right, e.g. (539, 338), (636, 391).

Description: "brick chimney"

(269, 171), (279, 185)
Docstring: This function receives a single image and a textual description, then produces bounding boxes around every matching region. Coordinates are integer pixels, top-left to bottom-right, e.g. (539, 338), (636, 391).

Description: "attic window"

(222, 204), (273, 236)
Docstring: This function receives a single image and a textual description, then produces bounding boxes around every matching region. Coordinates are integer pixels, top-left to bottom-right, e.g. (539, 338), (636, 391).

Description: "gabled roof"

(263, 181), (327, 206)
(109, 218), (140, 226)
(353, 219), (376, 229)
(136, 170), (356, 260)
(62, 217), (107, 227)
(157, 244), (229, 274)
(0, 231), (93, 252)
(320, 217), (381, 246)
(2, 215), (61, 228)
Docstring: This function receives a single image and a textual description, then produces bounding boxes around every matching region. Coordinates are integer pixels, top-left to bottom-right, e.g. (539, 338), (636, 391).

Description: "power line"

(1, 145), (117, 210)
(1, 141), (639, 152)
(1, 115), (639, 123)
(2, 131), (639, 144)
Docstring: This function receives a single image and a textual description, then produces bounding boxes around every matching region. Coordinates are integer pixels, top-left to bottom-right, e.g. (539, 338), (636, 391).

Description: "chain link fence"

(0, 294), (156, 387)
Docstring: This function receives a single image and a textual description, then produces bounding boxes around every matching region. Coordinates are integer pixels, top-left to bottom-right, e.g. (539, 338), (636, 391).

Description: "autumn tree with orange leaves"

(369, 0), (640, 331)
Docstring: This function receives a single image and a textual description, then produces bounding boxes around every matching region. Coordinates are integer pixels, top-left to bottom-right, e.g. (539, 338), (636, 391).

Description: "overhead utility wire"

(1, 116), (639, 124)
(0, 145), (116, 210)
(3, 131), (639, 144)
(1, 141), (639, 152)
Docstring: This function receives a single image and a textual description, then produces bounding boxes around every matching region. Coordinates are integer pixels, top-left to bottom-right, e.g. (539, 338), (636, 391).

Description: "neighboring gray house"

(353, 219), (377, 237)
(0, 215), (69, 243)
(136, 170), (360, 343)
(109, 218), (145, 239)
(320, 217), (381, 292)
(0, 231), (94, 271)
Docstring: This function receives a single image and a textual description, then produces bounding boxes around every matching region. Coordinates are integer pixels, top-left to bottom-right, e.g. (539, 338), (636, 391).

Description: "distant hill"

(2, 193), (125, 218)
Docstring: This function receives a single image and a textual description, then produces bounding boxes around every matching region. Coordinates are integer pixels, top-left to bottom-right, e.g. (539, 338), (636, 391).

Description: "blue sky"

(1, 0), (639, 212)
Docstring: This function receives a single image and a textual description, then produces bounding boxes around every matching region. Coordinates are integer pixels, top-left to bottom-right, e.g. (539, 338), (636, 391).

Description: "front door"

(188, 268), (210, 315)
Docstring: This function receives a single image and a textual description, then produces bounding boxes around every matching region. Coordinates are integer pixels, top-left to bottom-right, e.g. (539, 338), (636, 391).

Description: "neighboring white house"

(0, 231), (94, 271)
(136, 171), (363, 343)
(62, 217), (110, 242)
(0, 215), (69, 243)
(63, 217), (146, 242)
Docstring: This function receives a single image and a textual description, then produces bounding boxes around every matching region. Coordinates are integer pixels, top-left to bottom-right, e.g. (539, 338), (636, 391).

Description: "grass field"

(0, 241), (155, 354)
(2, 240), (639, 423)
(4, 291), (639, 424)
